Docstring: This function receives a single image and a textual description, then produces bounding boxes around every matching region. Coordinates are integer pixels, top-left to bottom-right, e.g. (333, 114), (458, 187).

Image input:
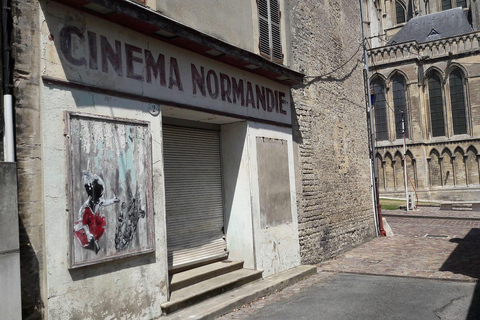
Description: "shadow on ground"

(440, 228), (480, 319)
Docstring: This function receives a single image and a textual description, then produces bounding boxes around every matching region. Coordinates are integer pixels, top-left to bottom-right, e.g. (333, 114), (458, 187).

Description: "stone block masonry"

(288, 0), (376, 264)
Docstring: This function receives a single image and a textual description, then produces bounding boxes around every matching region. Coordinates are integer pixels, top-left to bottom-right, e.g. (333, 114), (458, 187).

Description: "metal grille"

(163, 125), (227, 270)
(449, 70), (467, 135)
(393, 76), (408, 139)
(373, 80), (388, 141)
(428, 74), (446, 137)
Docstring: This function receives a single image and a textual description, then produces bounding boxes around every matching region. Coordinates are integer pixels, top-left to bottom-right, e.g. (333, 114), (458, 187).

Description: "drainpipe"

(2, 0), (14, 162)
(359, 0), (385, 237)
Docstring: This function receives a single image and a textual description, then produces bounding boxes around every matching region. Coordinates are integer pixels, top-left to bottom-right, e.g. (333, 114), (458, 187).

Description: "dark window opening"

(395, 1), (406, 24)
(428, 74), (446, 137)
(442, 0), (452, 10)
(393, 76), (408, 139)
(372, 80), (388, 141)
(456, 0), (467, 8)
(449, 70), (467, 135)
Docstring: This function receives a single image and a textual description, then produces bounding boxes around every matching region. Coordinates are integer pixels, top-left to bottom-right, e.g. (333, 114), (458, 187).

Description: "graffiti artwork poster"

(66, 112), (155, 268)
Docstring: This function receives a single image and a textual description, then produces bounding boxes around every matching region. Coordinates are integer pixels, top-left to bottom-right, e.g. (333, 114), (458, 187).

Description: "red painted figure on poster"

(74, 172), (119, 254)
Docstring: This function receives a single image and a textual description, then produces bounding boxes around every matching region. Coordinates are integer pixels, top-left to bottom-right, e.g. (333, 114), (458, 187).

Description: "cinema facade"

(2, 0), (377, 318)
(16, 0), (308, 318)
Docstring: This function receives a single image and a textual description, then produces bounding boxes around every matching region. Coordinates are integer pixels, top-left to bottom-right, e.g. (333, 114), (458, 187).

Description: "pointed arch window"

(456, 0), (467, 8)
(449, 69), (467, 135)
(442, 0), (452, 10)
(372, 79), (388, 141)
(395, 0), (406, 24)
(428, 73), (446, 137)
(392, 75), (408, 139)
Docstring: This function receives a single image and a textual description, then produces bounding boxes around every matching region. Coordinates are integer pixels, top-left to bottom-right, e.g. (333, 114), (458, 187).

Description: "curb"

(319, 270), (479, 283)
(163, 265), (317, 320)
(382, 213), (480, 221)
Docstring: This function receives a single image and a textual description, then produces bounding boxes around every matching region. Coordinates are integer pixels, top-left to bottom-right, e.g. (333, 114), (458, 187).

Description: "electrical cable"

(304, 41), (364, 79)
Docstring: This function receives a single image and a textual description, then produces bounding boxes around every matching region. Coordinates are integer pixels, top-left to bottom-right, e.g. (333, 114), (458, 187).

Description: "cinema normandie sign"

(42, 4), (292, 125)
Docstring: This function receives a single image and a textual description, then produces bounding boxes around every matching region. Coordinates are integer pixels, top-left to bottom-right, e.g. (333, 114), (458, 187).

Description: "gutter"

(2, 0), (13, 162)
(359, 0), (385, 237)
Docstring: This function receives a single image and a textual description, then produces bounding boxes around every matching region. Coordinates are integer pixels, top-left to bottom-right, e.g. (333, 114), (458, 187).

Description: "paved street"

(217, 206), (480, 319)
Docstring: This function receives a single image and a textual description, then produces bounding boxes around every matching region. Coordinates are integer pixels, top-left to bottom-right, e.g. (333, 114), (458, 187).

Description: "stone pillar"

(472, 1), (480, 31)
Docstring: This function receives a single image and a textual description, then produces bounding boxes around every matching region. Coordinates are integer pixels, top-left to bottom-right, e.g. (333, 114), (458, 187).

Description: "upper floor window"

(372, 79), (388, 141)
(428, 73), (446, 137)
(392, 75), (408, 139)
(449, 69), (467, 134)
(258, 0), (283, 62)
(442, 0), (453, 10)
(442, 0), (467, 10)
(395, 1), (406, 24)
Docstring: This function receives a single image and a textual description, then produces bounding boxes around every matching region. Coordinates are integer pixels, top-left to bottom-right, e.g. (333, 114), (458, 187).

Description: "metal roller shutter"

(163, 125), (227, 270)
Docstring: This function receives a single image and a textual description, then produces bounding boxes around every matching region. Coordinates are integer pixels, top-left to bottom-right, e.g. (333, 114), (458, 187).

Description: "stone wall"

(289, 0), (376, 264)
(11, 0), (45, 318)
(368, 31), (480, 202)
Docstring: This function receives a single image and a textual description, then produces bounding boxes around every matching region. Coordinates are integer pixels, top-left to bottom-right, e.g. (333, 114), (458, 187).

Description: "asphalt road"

(238, 273), (479, 320)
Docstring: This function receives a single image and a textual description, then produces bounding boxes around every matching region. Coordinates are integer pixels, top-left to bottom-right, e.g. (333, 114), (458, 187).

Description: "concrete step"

(164, 265), (317, 320)
(162, 268), (263, 315)
(169, 260), (244, 292)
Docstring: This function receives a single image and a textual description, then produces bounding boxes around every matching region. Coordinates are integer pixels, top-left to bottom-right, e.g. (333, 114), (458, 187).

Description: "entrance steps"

(163, 264), (317, 319)
(162, 260), (263, 315)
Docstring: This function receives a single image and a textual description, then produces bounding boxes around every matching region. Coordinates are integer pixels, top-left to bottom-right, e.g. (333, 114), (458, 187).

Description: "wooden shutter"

(258, 0), (271, 57)
(163, 125), (227, 270)
(258, 0), (283, 62)
(270, 0), (283, 61)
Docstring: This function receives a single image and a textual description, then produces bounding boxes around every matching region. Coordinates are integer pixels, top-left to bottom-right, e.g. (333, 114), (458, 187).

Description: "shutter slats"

(258, 0), (282, 61)
(163, 125), (226, 270)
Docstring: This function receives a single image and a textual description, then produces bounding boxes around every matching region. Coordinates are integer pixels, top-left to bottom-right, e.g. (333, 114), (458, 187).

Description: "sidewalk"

(383, 205), (480, 219)
(217, 206), (480, 319)
(319, 206), (480, 281)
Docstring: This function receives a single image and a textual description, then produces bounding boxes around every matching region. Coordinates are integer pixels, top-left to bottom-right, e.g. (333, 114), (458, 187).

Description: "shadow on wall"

(440, 228), (480, 319)
(19, 217), (44, 320)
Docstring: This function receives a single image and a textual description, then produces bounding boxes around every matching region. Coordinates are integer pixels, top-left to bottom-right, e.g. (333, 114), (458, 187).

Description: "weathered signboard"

(66, 112), (154, 268)
(42, 2), (292, 125)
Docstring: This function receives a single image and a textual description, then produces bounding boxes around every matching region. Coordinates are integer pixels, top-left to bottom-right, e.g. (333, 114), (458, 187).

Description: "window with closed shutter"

(428, 74), (446, 137)
(449, 70), (467, 135)
(258, 0), (283, 62)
